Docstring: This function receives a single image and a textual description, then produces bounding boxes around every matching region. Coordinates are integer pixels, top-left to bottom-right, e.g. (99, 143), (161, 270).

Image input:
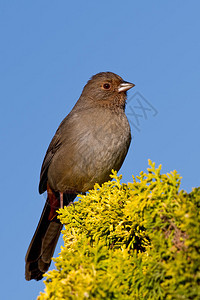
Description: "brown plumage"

(25, 72), (135, 281)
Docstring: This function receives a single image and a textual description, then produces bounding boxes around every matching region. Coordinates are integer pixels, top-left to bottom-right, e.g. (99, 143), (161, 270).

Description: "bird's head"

(80, 72), (135, 110)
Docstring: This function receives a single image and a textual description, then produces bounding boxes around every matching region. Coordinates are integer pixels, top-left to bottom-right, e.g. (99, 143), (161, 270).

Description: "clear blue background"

(1, 1), (200, 299)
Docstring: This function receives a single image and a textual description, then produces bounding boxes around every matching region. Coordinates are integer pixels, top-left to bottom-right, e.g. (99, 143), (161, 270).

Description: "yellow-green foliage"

(38, 161), (200, 300)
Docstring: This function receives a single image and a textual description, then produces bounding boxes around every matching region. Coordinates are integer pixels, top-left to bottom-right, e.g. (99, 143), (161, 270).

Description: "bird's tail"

(25, 193), (76, 281)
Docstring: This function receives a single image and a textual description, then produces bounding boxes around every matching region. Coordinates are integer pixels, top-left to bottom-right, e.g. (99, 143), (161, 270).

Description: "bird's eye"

(103, 83), (111, 90)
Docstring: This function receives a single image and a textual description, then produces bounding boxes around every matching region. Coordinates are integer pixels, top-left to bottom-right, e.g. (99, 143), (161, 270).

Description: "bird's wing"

(39, 128), (63, 194)
(38, 110), (81, 194)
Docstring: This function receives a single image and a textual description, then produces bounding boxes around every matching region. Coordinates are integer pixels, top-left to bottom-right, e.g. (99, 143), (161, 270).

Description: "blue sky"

(1, 1), (200, 299)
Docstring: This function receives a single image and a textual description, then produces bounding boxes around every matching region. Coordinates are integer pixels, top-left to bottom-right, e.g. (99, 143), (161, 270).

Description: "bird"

(25, 71), (135, 281)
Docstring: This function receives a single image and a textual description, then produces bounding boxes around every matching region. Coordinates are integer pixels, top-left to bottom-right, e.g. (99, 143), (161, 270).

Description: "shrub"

(38, 161), (200, 300)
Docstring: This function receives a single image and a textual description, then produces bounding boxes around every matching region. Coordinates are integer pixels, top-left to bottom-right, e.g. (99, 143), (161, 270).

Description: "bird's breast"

(48, 109), (131, 193)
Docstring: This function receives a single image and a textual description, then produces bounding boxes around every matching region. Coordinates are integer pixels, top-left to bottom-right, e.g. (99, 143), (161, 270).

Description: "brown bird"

(25, 72), (135, 281)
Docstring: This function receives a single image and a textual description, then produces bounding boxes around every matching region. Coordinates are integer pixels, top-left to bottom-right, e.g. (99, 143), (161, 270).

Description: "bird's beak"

(118, 81), (135, 93)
